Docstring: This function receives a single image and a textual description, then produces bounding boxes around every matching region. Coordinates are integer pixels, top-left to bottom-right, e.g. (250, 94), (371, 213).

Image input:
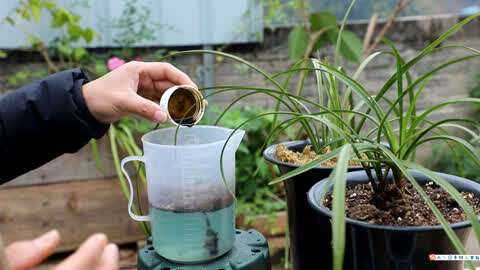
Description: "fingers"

(122, 94), (167, 123)
(140, 81), (175, 101)
(6, 229), (60, 270)
(140, 62), (197, 88)
(55, 234), (108, 270)
(153, 81), (176, 92)
(96, 244), (119, 270)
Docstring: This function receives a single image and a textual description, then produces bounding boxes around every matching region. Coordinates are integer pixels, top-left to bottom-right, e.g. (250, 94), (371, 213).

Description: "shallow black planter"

(308, 170), (480, 270)
(263, 141), (362, 270)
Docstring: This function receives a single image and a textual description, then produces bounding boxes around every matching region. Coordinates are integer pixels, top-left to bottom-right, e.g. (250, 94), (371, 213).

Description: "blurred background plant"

(260, 0), (412, 62)
(102, 0), (164, 59)
(427, 71), (480, 182)
(4, 0), (96, 72)
(261, 0), (363, 62)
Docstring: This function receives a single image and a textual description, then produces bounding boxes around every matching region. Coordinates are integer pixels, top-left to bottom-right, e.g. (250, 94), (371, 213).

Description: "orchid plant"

(161, 7), (480, 270)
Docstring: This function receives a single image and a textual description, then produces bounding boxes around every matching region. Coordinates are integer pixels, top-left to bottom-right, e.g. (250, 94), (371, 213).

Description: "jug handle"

(120, 156), (151, 222)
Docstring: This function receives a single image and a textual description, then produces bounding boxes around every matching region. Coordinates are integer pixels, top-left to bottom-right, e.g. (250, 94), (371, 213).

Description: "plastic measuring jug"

(121, 125), (245, 263)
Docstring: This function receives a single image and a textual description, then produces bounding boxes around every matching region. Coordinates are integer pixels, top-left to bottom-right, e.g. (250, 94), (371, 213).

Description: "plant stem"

(294, 28), (331, 96)
(363, 0), (413, 56)
(362, 13), (378, 54)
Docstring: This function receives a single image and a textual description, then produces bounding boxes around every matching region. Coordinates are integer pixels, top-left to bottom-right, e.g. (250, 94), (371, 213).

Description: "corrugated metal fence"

(0, 0), (263, 49)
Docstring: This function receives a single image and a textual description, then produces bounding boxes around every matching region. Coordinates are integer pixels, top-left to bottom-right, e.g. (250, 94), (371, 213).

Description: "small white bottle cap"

(159, 85), (207, 126)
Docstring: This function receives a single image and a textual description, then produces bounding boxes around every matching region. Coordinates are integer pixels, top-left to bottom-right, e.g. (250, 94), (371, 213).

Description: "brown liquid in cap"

(168, 88), (197, 127)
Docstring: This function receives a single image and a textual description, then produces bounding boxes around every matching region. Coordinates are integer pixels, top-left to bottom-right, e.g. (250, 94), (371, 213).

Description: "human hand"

(6, 230), (119, 270)
(82, 61), (196, 123)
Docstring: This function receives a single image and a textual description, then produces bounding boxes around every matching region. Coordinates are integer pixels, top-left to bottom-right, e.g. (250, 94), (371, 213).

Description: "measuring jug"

(121, 125), (245, 263)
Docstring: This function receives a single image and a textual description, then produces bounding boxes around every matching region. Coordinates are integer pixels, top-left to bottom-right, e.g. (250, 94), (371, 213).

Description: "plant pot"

(263, 141), (362, 270)
(308, 170), (480, 270)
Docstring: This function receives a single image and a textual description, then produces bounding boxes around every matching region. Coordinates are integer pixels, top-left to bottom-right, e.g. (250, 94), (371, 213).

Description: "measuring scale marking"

(180, 134), (213, 251)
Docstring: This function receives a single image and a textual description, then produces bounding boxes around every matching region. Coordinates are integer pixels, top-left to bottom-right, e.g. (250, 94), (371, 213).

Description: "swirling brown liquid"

(168, 88), (196, 126)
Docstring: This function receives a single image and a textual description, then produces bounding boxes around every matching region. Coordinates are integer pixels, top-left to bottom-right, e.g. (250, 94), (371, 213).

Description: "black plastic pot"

(308, 170), (480, 270)
(263, 141), (362, 270)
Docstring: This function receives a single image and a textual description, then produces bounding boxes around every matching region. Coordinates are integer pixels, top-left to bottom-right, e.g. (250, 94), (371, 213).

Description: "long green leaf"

(89, 139), (103, 172)
(400, 118), (479, 158)
(378, 55), (480, 144)
(406, 135), (480, 167)
(204, 86), (381, 130)
(355, 13), (480, 131)
(378, 13), (480, 100)
(315, 62), (399, 150)
(162, 50), (322, 144)
(352, 51), (383, 79)
(334, 0), (357, 65)
(415, 98), (480, 127)
(219, 111), (357, 194)
(331, 144), (352, 270)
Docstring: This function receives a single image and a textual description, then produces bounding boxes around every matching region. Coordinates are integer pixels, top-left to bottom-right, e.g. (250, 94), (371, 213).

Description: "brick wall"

(186, 14), (480, 161)
(197, 15), (480, 116)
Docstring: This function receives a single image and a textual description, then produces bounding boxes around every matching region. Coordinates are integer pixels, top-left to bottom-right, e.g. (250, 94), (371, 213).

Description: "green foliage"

(288, 26), (309, 60)
(0, 50), (7, 58)
(6, 69), (48, 86)
(5, 0), (97, 72)
(106, 0), (156, 57)
(338, 30), (363, 62)
(7, 71), (29, 86)
(310, 11), (337, 32)
(94, 59), (109, 76)
(429, 142), (480, 182)
(470, 71), (480, 110)
(428, 71), (480, 182)
(201, 106), (286, 218)
(309, 11), (337, 47)
(261, 0), (301, 29)
(269, 0), (363, 62)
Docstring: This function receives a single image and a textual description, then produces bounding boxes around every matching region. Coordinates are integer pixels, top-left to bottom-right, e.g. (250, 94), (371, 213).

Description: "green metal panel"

(0, 0), (263, 49)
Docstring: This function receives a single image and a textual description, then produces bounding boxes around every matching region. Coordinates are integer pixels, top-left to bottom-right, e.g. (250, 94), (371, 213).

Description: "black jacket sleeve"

(0, 68), (109, 184)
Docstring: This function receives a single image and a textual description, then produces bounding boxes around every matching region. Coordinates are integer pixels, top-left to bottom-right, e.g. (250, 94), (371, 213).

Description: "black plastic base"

(138, 229), (271, 270)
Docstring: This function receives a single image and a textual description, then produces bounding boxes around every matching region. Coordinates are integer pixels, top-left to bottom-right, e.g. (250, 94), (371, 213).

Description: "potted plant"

(154, 7), (480, 270)
(269, 14), (480, 270)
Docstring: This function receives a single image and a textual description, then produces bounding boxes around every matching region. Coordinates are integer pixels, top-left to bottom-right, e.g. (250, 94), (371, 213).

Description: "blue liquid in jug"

(150, 203), (235, 263)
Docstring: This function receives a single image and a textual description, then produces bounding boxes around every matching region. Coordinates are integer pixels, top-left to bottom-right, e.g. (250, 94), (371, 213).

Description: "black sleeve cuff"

(71, 68), (110, 139)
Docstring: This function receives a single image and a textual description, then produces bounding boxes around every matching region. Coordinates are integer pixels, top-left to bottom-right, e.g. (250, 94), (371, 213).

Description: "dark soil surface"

(324, 180), (480, 226)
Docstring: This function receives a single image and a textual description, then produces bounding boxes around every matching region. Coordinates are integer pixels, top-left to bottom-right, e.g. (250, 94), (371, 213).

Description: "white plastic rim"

(159, 85), (206, 126)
